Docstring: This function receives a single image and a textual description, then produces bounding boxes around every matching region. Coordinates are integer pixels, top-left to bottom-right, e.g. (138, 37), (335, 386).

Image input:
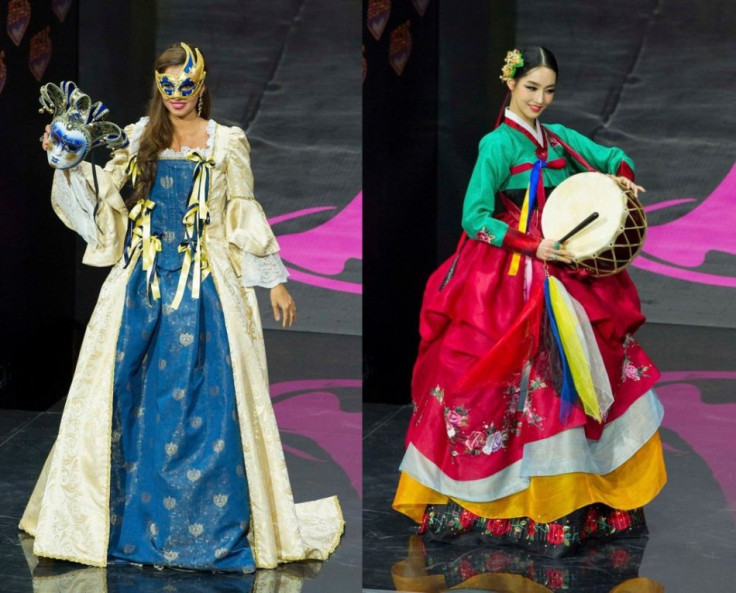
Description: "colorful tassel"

(545, 276), (612, 423)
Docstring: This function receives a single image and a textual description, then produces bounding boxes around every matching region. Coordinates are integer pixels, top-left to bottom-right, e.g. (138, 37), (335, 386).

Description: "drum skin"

(542, 172), (647, 277)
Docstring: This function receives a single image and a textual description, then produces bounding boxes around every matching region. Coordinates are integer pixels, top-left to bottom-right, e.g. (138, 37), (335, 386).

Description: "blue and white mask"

(39, 81), (128, 170)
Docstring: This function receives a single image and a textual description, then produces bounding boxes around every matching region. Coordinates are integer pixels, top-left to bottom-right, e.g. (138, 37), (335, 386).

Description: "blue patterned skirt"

(107, 159), (255, 572)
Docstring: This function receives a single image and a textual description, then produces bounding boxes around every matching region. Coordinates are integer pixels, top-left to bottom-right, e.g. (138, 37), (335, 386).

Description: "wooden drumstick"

(560, 211), (599, 244)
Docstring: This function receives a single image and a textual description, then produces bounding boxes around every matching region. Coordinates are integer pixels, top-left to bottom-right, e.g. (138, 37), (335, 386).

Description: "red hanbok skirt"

(394, 199), (666, 527)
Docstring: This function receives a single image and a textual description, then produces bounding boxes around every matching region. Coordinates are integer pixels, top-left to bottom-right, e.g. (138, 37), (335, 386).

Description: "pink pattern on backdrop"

(633, 163), (736, 286)
(269, 192), (362, 294)
(271, 379), (362, 498)
(367, 0), (391, 41)
(389, 21), (412, 76)
(0, 51), (6, 95)
(7, 0), (30, 47)
(412, 0), (431, 16)
(657, 371), (736, 521)
(29, 27), (52, 82)
(52, 0), (74, 22)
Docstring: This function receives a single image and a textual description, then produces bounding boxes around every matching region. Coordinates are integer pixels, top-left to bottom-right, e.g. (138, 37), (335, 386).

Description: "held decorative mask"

(155, 42), (207, 100)
(39, 81), (128, 169)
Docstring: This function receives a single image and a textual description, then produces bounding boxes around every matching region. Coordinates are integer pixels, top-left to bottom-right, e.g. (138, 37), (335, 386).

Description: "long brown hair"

(128, 43), (212, 208)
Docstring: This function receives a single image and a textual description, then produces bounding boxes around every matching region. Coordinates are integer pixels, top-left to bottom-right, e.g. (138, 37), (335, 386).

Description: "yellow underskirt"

(393, 432), (666, 524)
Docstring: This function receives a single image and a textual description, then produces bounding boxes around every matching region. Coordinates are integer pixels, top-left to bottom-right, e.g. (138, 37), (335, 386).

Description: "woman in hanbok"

(393, 46), (666, 557)
(21, 42), (343, 572)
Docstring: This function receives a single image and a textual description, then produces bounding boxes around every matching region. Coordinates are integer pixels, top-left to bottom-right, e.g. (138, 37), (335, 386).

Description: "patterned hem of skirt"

(417, 500), (647, 558)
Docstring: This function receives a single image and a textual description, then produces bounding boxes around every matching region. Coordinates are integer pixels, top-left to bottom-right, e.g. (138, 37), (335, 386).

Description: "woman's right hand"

(536, 238), (573, 264)
(41, 124), (50, 151)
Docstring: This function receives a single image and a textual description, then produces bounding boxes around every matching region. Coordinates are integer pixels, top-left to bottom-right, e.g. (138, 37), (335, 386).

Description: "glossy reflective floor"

(363, 323), (736, 592)
(0, 330), (361, 593)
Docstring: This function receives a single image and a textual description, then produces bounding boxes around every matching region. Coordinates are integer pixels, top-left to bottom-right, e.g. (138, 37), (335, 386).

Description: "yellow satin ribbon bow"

(170, 151), (214, 311)
(126, 156), (141, 187)
(126, 198), (161, 301)
(143, 233), (162, 301)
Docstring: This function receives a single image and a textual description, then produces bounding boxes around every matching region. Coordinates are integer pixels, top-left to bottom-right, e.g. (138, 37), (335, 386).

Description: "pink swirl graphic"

(657, 371), (736, 521)
(633, 163), (736, 286)
(269, 192), (362, 294)
(270, 379), (362, 498)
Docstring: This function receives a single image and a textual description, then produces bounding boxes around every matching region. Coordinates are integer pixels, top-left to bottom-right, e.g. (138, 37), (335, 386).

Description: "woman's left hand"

(270, 284), (296, 328)
(536, 238), (573, 264)
(608, 175), (646, 198)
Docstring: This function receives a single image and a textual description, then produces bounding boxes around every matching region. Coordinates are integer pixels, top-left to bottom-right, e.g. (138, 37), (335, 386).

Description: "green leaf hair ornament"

(500, 49), (524, 83)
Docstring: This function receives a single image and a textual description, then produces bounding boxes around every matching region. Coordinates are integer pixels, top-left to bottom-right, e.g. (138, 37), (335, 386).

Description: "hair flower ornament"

(39, 80), (128, 169)
(499, 49), (524, 83)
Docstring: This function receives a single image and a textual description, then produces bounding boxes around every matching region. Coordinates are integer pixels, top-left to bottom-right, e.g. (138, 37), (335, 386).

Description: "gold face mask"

(155, 42), (207, 100)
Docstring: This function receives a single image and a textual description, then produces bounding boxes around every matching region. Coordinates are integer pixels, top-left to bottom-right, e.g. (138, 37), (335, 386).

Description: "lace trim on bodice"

(159, 119), (216, 159)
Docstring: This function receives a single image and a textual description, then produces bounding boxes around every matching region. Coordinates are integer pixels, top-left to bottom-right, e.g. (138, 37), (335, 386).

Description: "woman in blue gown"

(22, 42), (344, 572)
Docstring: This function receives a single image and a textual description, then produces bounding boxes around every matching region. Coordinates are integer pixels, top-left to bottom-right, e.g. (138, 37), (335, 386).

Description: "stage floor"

(363, 322), (736, 592)
(0, 329), (361, 593)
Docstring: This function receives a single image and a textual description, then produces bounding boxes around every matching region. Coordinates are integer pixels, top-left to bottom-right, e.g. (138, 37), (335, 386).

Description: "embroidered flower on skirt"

(621, 334), (651, 382)
(476, 227), (496, 244)
(418, 500), (647, 559)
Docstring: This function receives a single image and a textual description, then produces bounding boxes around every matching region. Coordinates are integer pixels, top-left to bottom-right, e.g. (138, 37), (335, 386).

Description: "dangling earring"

(197, 94), (203, 117)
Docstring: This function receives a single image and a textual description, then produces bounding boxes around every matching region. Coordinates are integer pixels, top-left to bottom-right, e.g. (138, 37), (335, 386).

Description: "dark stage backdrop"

(75, 0), (361, 337)
(2, 1), (360, 409)
(365, 0), (736, 403)
(0, 0), (79, 410)
(156, 1), (362, 336)
(73, 1), (156, 329)
(517, 0), (736, 328)
(363, 0), (513, 403)
(436, 2), (516, 260)
(363, 0), (439, 404)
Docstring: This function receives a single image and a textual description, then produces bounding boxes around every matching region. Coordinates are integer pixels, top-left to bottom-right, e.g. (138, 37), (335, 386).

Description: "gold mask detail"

(155, 42), (207, 100)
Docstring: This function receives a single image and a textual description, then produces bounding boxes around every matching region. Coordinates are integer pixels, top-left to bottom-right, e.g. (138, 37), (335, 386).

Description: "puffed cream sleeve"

(225, 126), (289, 288)
(50, 121), (136, 267)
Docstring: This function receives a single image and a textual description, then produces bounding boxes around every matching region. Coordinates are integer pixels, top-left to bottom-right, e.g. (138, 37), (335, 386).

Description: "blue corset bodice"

(149, 159), (195, 271)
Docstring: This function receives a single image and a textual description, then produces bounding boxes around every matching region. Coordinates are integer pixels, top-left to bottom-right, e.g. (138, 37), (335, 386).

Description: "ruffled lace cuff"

(239, 252), (289, 288)
(51, 167), (99, 247)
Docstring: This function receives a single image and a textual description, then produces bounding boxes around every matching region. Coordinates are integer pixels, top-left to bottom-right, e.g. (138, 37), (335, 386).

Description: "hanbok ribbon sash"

(503, 118), (568, 277)
(508, 158), (567, 176)
(124, 197), (161, 301)
(508, 159), (547, 276)
(171, 151), (214, 311)
(506, 156), (568, 276)
(544, 275), (613, 423)
(455, 283), (545, 392)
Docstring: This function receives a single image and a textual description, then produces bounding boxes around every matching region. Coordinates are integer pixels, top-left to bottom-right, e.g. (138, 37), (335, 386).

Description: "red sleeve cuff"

(616, 161), (635, 181)
(502, 229), (542, 257)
